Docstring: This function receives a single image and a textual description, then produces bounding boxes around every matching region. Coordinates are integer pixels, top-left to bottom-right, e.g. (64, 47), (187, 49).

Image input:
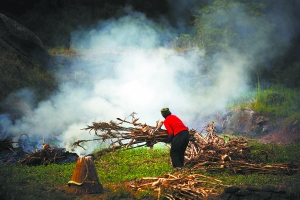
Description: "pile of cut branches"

(186, 122), (299, 175)
(19, 144), (78, 166)
(128, 173), (224, 200)
(186, 121), (250, 165)
(73, 112), (171, 151)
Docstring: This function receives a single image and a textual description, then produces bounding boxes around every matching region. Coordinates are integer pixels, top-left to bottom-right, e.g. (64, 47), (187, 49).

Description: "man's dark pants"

(170, 130), (190, 168)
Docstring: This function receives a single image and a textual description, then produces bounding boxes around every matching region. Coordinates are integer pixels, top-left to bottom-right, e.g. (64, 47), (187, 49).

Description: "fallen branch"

(74, 113), (169, 150)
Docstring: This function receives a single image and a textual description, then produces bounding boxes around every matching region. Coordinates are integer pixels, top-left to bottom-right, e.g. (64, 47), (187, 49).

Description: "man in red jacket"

(161, 107), (190, 168)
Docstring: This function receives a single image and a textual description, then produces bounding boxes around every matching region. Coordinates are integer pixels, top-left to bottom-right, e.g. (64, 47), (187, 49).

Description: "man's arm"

(165, 133), (174, 143)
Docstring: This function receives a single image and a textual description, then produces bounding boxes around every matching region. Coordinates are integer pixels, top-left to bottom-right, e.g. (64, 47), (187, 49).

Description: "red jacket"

(163, 114), (188, 136)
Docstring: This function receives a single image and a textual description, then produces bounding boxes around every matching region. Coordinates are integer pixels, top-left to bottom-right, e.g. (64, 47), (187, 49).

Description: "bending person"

(160, 108), (190, 168)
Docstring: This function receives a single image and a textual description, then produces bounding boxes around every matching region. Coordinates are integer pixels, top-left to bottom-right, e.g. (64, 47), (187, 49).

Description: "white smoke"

(0, 10), (258, 155)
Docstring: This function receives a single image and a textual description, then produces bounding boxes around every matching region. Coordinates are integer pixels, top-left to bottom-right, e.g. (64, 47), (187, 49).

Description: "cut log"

(67, 156), (103, 194)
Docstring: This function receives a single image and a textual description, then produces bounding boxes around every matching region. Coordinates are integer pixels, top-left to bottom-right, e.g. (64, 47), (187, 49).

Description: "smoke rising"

(1, 2), (293, 154)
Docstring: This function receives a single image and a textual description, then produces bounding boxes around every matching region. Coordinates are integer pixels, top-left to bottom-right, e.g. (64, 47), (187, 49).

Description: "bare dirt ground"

(259, 130), (300, 145)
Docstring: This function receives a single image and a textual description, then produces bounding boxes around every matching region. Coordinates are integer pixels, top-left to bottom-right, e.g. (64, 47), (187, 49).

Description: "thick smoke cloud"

(1, 6), (278, 154)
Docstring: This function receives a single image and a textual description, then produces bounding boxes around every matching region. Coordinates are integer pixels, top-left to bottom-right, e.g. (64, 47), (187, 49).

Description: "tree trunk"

(67, 156), (103, 194)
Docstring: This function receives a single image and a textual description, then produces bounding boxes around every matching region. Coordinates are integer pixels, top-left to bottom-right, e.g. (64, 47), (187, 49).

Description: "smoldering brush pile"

(19, 144), (78, 165)
(0, 138), (14, 152)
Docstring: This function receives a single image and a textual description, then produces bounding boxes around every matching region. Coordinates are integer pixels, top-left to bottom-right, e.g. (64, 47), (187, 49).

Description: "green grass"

(95, 147), (172, 184)
(0, 163), (75, 200)
(244, 140), (300, 164)
(246, 86), (299, 118)
(0, 143), (300, 199)
(211, 171), (300, 195)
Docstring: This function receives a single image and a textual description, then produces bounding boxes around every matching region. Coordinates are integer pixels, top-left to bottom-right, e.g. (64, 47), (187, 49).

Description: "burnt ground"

(259, 130), (300, 145)
(0, 146), (78, 165)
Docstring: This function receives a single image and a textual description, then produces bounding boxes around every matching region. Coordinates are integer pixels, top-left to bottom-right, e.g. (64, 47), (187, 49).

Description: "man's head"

(160, 107), (172, 118)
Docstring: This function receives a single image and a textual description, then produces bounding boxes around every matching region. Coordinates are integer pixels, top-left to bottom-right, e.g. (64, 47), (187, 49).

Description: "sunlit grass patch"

(227, 86), (300, 121)
(95, 146), (172, 184)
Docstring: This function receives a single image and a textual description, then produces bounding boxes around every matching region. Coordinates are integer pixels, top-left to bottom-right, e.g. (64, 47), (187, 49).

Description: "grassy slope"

(0, 144), (300, 199)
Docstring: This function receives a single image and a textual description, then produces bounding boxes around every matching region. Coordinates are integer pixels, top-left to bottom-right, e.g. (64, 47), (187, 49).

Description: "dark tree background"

(0, 0), (174, 47)
(1, 0), (300, 89)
